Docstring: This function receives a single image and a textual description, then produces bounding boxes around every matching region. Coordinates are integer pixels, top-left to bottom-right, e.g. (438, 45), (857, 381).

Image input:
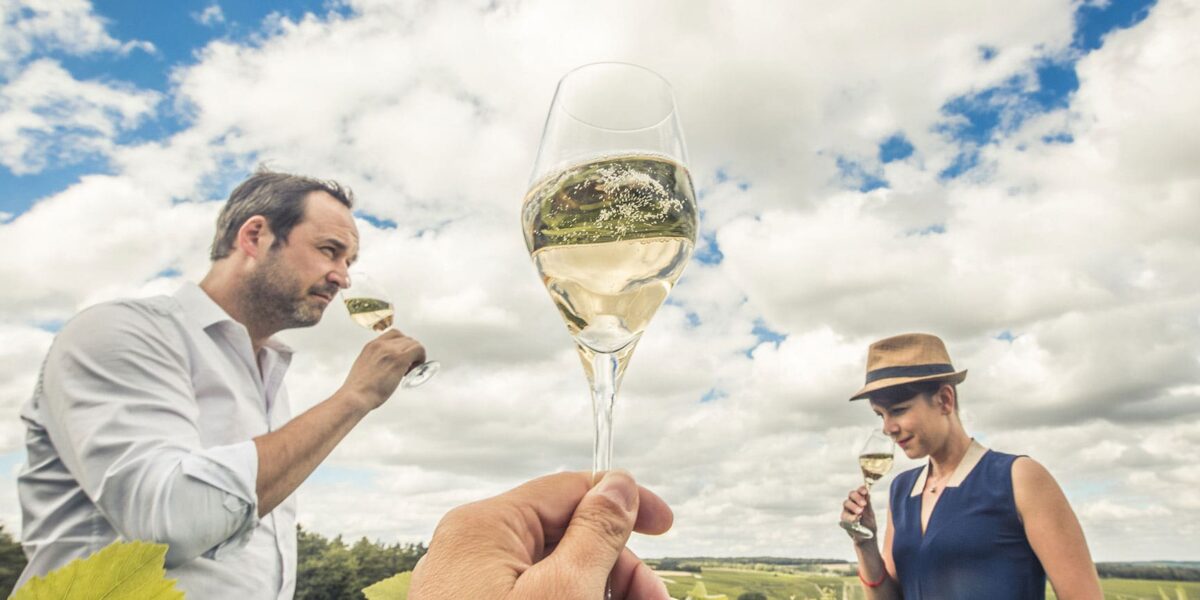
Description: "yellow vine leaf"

(12, 540), (184, 600)
(362, 571), (412, 600)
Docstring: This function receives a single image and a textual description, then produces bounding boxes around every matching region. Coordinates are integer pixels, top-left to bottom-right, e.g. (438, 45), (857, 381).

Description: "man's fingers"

(542, 470), (639, 589)
(610, 548), (671, 600)
(633, 485), (673, 535)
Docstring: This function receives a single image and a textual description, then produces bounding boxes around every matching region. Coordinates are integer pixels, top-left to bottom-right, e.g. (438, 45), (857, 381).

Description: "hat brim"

(849, 369), (968, 401)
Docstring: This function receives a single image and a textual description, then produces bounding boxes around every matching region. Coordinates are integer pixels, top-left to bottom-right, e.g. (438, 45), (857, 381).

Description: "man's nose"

(330, 264), (351, 289)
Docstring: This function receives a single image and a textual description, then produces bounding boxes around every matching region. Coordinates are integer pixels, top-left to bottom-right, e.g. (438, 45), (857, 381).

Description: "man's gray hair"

(210, 167), (354, 261)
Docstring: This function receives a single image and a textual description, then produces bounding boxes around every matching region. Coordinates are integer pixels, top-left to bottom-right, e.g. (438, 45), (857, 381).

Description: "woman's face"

(870, 388), (951, 459)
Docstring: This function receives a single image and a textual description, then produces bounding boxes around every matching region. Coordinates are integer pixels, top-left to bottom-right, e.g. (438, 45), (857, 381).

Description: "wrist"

(858, 565), (886, 588)
(333, 387), (376, 417)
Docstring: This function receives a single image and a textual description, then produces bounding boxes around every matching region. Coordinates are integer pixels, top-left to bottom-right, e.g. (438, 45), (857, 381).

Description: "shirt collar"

(910, 439), (988, 497)
(173, 282), (295, 356)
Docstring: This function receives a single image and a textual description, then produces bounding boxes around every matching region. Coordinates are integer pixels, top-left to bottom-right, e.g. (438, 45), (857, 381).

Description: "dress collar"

(910, 439), (987, 497)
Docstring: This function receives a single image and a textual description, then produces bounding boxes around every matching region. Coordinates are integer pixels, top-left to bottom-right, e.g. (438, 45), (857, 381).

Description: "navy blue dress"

(889, 450), (1046, 599)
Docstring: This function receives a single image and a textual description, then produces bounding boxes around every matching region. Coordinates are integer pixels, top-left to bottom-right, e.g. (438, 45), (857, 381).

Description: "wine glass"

(342, 271), (440, 388)
(522, 62), (697, 480)
(840, 430), (896, 539)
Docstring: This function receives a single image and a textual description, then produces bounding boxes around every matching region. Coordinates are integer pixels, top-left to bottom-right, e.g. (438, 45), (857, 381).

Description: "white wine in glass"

(523, 63), (697, 478)
(841, 430), (896, 539)
(342, 272), (440, 388)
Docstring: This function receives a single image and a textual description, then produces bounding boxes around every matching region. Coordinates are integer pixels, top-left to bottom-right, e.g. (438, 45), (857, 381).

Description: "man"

(16, 170), (425, 597)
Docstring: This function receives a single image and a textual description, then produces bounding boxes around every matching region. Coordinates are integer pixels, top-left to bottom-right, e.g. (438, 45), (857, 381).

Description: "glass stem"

(590, 350), (618, 480)
(858, 480), (874, 524)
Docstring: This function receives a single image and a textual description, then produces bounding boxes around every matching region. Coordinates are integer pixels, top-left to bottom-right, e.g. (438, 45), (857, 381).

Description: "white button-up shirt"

(17, 283), (297, 598)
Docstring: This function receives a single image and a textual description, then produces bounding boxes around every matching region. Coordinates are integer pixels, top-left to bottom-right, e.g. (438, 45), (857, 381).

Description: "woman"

(839, 333), (1102, 599)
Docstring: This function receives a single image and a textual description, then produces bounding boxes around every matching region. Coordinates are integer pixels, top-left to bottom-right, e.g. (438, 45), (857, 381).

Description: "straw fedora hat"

(849, 333), (967, 401)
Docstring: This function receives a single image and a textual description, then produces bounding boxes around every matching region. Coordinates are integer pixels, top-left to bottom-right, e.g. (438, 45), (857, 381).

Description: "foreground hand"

(410, 470), (674, 600)
(341, 329), (426, 410)
(841, 485), (877, 540)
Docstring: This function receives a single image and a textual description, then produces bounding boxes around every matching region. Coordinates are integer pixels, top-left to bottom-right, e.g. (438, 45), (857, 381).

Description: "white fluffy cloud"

(0, 0), (151, 71)
(0, 0), (1197, 562)
(0, 59), (160, 173)
(0, 0), (156, 174)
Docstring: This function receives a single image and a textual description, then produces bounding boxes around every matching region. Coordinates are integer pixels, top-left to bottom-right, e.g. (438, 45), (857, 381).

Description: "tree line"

(1, 524), (426, 598)
(294, 525), (427, 599)
(3, 524), (1198, 597)
(1094, 562), (1200, 582)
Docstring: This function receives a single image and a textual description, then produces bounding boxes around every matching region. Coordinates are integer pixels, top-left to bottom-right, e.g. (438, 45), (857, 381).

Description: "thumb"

(545, 470), (638, 589)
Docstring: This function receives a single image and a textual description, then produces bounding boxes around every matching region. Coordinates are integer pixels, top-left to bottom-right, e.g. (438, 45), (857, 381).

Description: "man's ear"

(236, 216), (274, 259)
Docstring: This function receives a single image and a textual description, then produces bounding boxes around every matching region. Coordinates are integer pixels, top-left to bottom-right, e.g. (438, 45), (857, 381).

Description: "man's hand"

(340, 329), (426, 411)
(410, 470), (674, 600)
(841, 485), (878, 541)
(253, 331), (423, 516)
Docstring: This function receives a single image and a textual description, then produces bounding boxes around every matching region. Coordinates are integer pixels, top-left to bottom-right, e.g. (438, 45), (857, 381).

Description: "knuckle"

(435, 504), (494, 545)
(573, 502), (631, 545)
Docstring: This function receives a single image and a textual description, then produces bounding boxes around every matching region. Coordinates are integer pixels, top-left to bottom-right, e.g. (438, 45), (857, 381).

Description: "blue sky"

(831, 0), (1158, 187)
(2, 0), (1197, 563)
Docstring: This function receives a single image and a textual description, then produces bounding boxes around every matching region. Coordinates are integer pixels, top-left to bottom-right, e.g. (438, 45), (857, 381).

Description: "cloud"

(1, 0), (1197, 562)
(1, 1), (157, 174)
(0, 324), (54, 449)
(0, 59), (160, 174)
(192, 4), (225, 27)
(0, 0), (153, 73)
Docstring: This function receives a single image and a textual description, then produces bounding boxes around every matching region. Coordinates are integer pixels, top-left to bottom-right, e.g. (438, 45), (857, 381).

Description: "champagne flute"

(840, 430), (896, 539)
(522, 62), (697, 479)
(342, 271), (440, 388)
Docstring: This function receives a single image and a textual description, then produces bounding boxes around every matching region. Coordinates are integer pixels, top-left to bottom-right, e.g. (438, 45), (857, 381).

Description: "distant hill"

(647, 556), (852, 576)
(1095, 562), (1200, 582)
(648, 558), (1200, 583)
(649, 557), (850, 566)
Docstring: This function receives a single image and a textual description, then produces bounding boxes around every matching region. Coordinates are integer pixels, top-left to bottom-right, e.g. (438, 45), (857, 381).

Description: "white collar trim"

(910, 439), (987, 497)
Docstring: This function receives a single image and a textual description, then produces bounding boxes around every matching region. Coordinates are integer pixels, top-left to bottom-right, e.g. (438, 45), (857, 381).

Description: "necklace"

(927, 472), (946, 494)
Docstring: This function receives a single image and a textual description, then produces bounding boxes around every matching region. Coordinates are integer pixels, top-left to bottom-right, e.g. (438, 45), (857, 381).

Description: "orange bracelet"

(858, 566), (885, 588)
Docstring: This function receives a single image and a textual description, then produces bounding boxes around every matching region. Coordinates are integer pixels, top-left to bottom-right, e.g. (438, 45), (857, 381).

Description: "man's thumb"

(548, 470), (639, 583)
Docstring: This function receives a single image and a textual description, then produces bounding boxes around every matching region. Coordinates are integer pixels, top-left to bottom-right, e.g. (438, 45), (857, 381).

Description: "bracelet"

(858, 566), (886, 588)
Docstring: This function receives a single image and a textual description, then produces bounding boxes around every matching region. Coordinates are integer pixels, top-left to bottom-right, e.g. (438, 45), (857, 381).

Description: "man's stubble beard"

(242, 249), (334, 333)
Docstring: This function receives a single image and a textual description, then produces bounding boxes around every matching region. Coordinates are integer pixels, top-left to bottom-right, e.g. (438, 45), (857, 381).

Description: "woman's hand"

(842, 485), (878, 541)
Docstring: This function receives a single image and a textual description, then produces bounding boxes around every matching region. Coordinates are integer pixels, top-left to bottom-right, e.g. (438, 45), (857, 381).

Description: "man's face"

(245, 191), (359, 331)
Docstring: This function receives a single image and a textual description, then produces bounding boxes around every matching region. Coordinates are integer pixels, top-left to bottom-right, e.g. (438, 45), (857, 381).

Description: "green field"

(657, 567), (1200, 600)
(658, 567), (856, 600)
(358, 567), (1200, 599)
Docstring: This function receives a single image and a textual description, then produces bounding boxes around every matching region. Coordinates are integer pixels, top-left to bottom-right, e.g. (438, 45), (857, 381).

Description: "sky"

(1, 0), (1197, 564)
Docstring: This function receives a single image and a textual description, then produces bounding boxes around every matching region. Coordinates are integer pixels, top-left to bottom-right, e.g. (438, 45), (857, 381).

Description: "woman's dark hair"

(210, 168), (354, 260)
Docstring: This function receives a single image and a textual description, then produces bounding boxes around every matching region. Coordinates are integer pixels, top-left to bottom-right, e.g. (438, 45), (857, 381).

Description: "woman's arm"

(1012, 457), (1103, 600)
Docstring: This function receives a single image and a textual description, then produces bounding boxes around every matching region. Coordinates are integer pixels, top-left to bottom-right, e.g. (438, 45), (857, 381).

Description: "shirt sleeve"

(37, 301), (260, 565)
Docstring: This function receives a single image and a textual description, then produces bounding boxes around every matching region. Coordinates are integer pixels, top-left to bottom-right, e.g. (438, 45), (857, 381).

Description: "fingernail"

(594, 470), (638, 512)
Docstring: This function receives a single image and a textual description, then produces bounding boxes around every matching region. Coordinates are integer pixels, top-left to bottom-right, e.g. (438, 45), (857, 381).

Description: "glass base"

(401, 361), (440, 388)
(839, 519), (874, 540)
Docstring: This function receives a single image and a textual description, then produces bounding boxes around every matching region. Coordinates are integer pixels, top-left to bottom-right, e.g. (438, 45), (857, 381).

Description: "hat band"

(864, 363), (955, 384)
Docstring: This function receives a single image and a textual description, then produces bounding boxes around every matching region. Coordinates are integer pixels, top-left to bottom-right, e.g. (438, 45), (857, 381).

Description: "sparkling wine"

(523, 154), (697, 354)
(344, 297), (393, 332)
(859, 453), (895, 485)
